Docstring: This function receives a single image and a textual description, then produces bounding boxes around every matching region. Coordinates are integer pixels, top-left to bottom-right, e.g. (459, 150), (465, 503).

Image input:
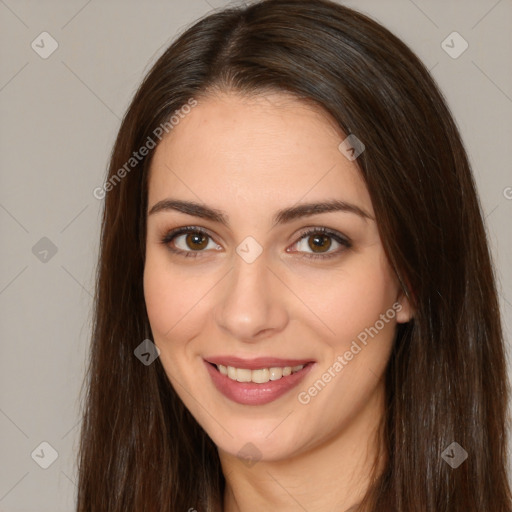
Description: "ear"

(394, 287), (414, 324)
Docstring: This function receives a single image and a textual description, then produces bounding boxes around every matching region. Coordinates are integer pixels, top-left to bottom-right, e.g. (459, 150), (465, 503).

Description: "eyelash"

(160, 225), (352, 261)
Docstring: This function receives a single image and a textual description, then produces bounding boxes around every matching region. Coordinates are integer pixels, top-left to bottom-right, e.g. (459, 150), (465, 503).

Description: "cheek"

(293, 271), (398, 440)
(298, 251), (398, 413)
(300, 250), (399, 349)
(143, 257), (202, 385)
(143, 253), (206, 343)
(143, 257), (176, 336)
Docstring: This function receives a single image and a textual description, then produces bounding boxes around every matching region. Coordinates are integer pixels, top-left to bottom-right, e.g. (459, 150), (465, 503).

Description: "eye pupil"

(309, 234), (331, 253)
(186, 233), (208, 250)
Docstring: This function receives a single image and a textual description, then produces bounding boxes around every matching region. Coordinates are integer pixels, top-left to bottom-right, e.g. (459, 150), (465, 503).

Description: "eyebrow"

(147, 198), (374, 226)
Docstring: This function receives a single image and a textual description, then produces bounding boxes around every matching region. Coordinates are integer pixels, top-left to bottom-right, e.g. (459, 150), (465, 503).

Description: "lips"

(203, 357), (316, 406)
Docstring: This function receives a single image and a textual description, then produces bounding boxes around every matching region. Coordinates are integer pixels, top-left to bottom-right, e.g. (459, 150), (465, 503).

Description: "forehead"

(147, 92), (373, 220)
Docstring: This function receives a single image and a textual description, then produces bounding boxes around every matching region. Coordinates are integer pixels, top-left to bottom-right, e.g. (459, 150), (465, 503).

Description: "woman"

(77, 0), (512, 510)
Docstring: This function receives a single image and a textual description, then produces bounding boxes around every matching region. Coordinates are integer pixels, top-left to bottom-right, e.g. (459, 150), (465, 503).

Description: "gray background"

(0, 0), (511, 510)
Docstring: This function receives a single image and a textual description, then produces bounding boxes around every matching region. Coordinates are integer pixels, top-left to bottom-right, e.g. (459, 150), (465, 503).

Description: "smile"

(204, 358), (315, 405)
(216, 363), (305, 383)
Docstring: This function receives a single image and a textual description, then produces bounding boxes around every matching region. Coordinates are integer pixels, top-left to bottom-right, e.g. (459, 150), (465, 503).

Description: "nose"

(214, 253), (289, 343)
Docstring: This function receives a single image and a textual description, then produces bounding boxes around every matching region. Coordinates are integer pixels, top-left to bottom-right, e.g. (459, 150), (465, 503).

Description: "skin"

(143, 91), (412, 511)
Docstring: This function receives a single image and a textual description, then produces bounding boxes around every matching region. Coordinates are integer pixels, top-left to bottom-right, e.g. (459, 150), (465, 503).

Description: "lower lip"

(204, 360), (315, 406)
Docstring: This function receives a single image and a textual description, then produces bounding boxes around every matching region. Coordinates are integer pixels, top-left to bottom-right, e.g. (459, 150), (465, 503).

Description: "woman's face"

(144, 91), (411, 462)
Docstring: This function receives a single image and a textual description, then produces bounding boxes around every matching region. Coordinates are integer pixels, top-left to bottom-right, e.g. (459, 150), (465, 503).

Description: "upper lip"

(205, 356), (315, 369)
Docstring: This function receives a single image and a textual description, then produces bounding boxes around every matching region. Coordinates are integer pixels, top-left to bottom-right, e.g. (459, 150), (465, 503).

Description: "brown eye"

(184, 232), (209, 250)
(161, 226), (221, 256)
(308, 234), (332, 253)
(289, 227), (351, 260)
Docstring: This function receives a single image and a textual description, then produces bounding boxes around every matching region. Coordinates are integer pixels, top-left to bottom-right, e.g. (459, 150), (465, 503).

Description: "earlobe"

(395, 289), (414, 324)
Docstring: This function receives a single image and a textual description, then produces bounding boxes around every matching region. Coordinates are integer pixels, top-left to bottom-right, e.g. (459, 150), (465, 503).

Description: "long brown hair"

(76, 0), (512, 510)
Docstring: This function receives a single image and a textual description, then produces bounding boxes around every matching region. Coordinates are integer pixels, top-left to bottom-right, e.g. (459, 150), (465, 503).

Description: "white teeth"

(269, 367), (283, 380)
(251, 368), (270, 383)
(236, 368), (252, 382)
(216, 364), (305, 383)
